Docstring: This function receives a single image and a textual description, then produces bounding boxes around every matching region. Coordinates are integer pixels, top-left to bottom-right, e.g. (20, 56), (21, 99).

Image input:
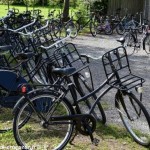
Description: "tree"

(62, 0), (70, 21)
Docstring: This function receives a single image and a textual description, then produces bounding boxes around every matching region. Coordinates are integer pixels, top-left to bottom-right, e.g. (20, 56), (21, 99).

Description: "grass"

(0, 4), (52, 18)
(0, 122), (149, 149)
(0, 100), (149, 149)
(66, 123), (149, 150)
(0, 4), (76, 18)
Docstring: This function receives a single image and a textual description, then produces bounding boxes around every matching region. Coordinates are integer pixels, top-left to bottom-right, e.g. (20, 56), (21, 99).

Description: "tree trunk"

(62, 0), (70, 22)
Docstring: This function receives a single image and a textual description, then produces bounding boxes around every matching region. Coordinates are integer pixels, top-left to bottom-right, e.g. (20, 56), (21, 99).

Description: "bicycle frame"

(76, 14), (94, 32)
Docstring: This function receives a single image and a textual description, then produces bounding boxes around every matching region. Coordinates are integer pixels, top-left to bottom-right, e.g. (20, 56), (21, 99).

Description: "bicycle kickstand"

(69, 127), (78, 145)
(87, 126), (100, 146)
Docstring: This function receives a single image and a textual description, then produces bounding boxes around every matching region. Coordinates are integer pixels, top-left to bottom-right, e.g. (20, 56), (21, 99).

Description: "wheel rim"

(117, 94), (150, 145)
(14, 94), (73, 149)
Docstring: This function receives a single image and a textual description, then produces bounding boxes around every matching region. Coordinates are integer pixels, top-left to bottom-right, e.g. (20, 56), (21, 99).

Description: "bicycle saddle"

(52, 67), (76, 76)
(116, 37), (125, 44)
(15, 52), (35, 61)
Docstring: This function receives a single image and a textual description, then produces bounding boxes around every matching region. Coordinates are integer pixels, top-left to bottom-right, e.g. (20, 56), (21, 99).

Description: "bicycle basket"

(46, 43), (95, 90)
(102, 46), (145, 90)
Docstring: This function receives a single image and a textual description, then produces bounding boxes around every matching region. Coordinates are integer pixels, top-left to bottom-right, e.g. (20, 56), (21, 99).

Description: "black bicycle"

(13, 46), (150, 149)
(117, 25), (150, 55)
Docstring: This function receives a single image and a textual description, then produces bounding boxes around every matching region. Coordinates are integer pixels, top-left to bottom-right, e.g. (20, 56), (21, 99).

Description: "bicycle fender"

(12, 88), (60, 114)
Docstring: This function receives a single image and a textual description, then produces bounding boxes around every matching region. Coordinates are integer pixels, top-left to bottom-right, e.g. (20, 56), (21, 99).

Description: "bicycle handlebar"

(40, 29), (72, 50)
(81, 54), (102, 63)
(6, 19), (49, 36)
(6, 19), (36, 32)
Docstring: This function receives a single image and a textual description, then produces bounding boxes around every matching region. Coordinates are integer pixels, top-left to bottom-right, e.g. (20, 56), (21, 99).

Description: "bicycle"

(117, 25), (150, 55)
(13, 46), (150, 149)
(52, 13), (78, 39)
(0, 21), (56, 132)
(0, 25), (105, 135)
(73, 11), (99, 37)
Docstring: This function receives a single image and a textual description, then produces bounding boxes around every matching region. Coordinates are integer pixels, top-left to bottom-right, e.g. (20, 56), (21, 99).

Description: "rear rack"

(102, 46), (145, 90)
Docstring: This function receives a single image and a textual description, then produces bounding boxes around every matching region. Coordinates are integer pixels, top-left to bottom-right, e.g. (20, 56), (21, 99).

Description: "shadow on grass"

(96, 122), (130, 139)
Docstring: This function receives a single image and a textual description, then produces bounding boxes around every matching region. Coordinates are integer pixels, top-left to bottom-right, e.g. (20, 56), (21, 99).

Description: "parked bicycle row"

(0, 7), (149, 40)
(117, 22), (150, 55)
(0, 12), (149, 149)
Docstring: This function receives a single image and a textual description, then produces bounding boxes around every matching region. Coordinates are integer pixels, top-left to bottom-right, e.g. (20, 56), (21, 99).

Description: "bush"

(91, 0), (108, 15)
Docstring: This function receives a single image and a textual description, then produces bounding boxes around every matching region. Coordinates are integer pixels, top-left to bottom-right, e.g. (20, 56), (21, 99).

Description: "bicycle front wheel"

(116, 91), (150, 147)
(65, 22), (78, 38)
(13, 91), (74, 150)
(50, 20), (61, 39)
(90, 20), (98, 37)
(116, 23), (125, 35)
(123, 33), (136, 55)
(143, 34), (150, 54)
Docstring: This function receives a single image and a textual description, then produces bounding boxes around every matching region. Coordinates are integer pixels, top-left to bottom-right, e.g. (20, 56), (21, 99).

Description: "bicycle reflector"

(135, 86), (143, 93)
(21, 85), (27, 93)
(18, 84), (28, 94)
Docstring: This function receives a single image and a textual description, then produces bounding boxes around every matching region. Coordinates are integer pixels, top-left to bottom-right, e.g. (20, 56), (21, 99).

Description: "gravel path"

(68, 33), (150, 127)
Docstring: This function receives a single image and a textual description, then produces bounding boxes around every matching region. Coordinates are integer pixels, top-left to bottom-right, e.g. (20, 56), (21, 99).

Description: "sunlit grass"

(0, 4), (75, 18)
(0, 121), (148, 149)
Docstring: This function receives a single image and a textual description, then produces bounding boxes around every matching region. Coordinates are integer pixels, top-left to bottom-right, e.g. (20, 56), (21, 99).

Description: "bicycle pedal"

(92, 138), (100, 146)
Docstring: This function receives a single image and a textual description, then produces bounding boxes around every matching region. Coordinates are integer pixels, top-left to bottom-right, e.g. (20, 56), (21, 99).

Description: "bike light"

(135, 86), (143, 93)
(40, 37), (45, 43)
(85, 72), (90, 78)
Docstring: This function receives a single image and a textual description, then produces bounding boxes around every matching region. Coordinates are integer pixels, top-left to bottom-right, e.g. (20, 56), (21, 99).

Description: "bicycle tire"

(65, 21), (78, 38)
(73, 73), (106, 124)
(123, 33), (136, 55)
(115, 91), (150, 147)
(104, 26), (113, 35)
(138, 25), (143, 34)
(90, 20), (97, 37)
(13, 91), (74, 150)
(143, 34), (150, 54)
(50, 20), (61, 39)
(116, 23), (125, 35)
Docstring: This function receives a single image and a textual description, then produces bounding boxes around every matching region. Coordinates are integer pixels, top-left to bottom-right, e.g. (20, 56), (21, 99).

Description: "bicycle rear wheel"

(13, 91), (74, 150)
(116, 91), (150, 147)
(73, 73), (106, 124)
(104, 25), (113, 35)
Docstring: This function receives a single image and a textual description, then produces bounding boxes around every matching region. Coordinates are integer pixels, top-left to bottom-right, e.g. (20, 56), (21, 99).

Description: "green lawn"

(0, 4), (76, 18)
(0, 4), (54, 18)
(0, 122), (149, 150)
